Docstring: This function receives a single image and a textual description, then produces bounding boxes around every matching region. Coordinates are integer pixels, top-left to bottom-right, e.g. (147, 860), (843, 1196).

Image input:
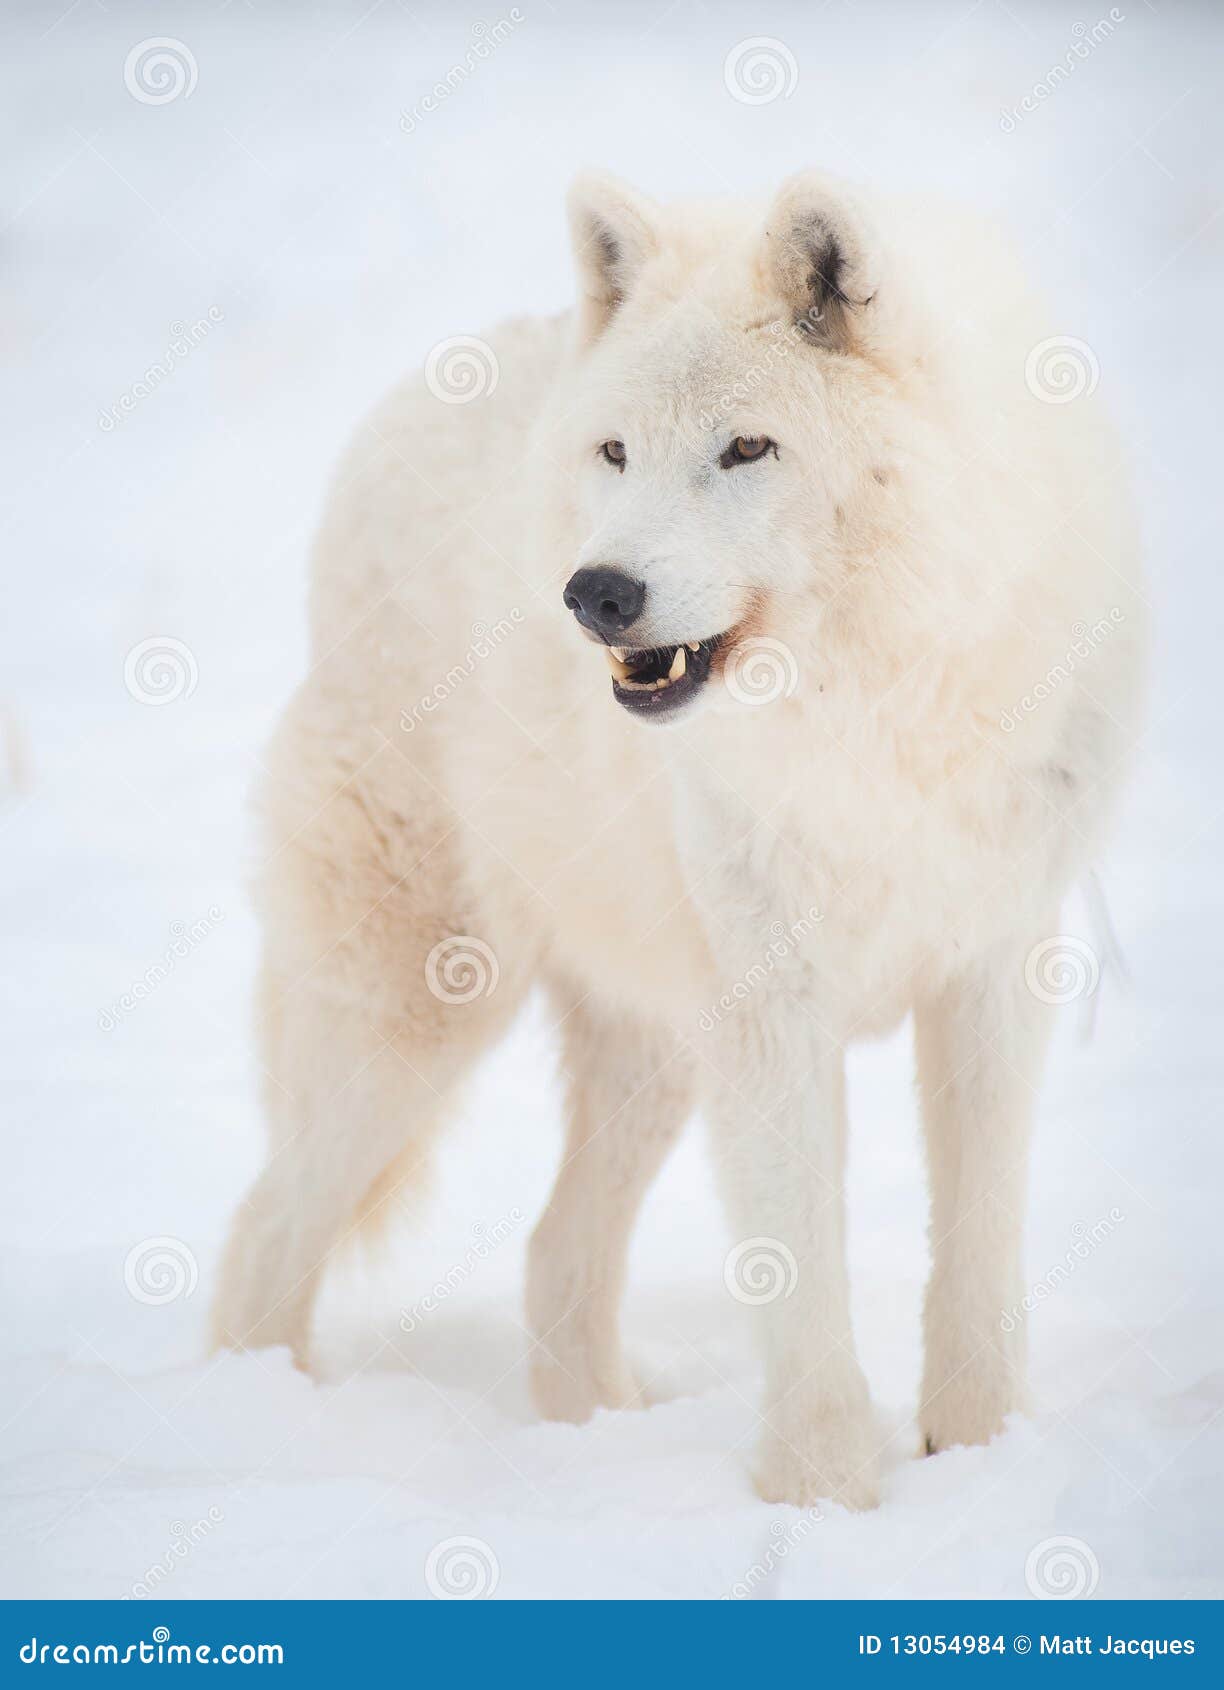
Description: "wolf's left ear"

(568, 172), (662, 343)
(762, 173), (881, 354)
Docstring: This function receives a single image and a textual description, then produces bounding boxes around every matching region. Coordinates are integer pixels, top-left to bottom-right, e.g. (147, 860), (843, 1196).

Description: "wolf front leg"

(699, 1008), (880, 1512)
(527, 991), (694, 1422)
(914, 936), (1058, 1455)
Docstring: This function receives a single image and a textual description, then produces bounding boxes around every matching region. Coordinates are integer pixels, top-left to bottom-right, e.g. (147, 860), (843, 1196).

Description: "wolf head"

(556, 169), (926, 723)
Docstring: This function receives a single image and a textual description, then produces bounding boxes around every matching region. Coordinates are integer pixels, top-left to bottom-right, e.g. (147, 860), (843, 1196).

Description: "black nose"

(563, 566), (646, 637)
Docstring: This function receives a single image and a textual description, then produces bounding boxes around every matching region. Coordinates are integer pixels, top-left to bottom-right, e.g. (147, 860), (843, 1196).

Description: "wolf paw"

(529, 1350), (645, 1424)
(920, 1352), (1026, 1455)
(211, 1300), (313, 1372)
(753, 1404), (881, 1512)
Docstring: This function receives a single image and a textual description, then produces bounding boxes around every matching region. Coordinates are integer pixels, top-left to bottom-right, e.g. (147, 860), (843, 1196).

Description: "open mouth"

(602, 634), (725, 719)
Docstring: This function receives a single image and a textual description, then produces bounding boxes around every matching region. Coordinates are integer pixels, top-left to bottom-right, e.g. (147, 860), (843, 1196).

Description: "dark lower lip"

(612, 670), (703, 717)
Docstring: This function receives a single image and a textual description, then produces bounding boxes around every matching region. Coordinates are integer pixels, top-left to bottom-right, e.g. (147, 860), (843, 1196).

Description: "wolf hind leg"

(212, 946), (523, 1368)
(211, 729), (530, 1369)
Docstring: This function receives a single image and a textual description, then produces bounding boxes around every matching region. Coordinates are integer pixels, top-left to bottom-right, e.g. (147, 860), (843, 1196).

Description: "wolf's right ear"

(568, 173), (661, 344)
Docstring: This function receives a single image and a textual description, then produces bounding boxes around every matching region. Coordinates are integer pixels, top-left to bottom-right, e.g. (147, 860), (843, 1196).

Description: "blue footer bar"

(3, 1601), (1219, 1683)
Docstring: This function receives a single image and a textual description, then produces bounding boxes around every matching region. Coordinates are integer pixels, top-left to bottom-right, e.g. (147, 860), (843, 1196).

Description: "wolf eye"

(720, 436), (775, 469)
(600, 439), (626, 470)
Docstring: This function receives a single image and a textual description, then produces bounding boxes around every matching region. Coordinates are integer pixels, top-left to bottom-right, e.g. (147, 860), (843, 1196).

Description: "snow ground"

(2, 0), (1222, 1601)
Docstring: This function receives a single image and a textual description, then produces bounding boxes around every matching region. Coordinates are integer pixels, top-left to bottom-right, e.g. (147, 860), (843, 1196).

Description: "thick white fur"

(212, 171), (1144, 1511)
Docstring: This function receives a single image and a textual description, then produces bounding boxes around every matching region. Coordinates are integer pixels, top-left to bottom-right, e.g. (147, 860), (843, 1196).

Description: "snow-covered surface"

(2, 0), (1221, 1600)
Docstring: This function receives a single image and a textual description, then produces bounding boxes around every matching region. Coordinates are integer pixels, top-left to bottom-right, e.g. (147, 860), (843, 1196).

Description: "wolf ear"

(568, 172), (661, 343)
(762, 173), (880, 354)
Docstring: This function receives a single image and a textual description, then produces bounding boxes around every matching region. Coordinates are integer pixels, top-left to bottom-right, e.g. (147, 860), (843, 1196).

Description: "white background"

(2, 0), (1221, 1600)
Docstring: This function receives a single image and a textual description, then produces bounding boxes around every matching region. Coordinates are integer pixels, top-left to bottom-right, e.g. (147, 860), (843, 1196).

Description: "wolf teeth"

(604, 642), (692, 691)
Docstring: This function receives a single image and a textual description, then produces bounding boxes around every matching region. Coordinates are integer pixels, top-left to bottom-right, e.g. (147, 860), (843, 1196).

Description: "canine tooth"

(604, 648), (631, 681)
(610, 645), (627, 663)
(669, 647), (686, 680)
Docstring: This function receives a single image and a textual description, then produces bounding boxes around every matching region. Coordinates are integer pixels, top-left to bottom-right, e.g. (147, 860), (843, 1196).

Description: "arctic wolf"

(213, 171), (1143, 1510)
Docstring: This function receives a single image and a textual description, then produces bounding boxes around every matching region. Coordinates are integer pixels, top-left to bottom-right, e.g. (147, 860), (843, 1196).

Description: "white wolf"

(213, 171), (1144, 1510)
